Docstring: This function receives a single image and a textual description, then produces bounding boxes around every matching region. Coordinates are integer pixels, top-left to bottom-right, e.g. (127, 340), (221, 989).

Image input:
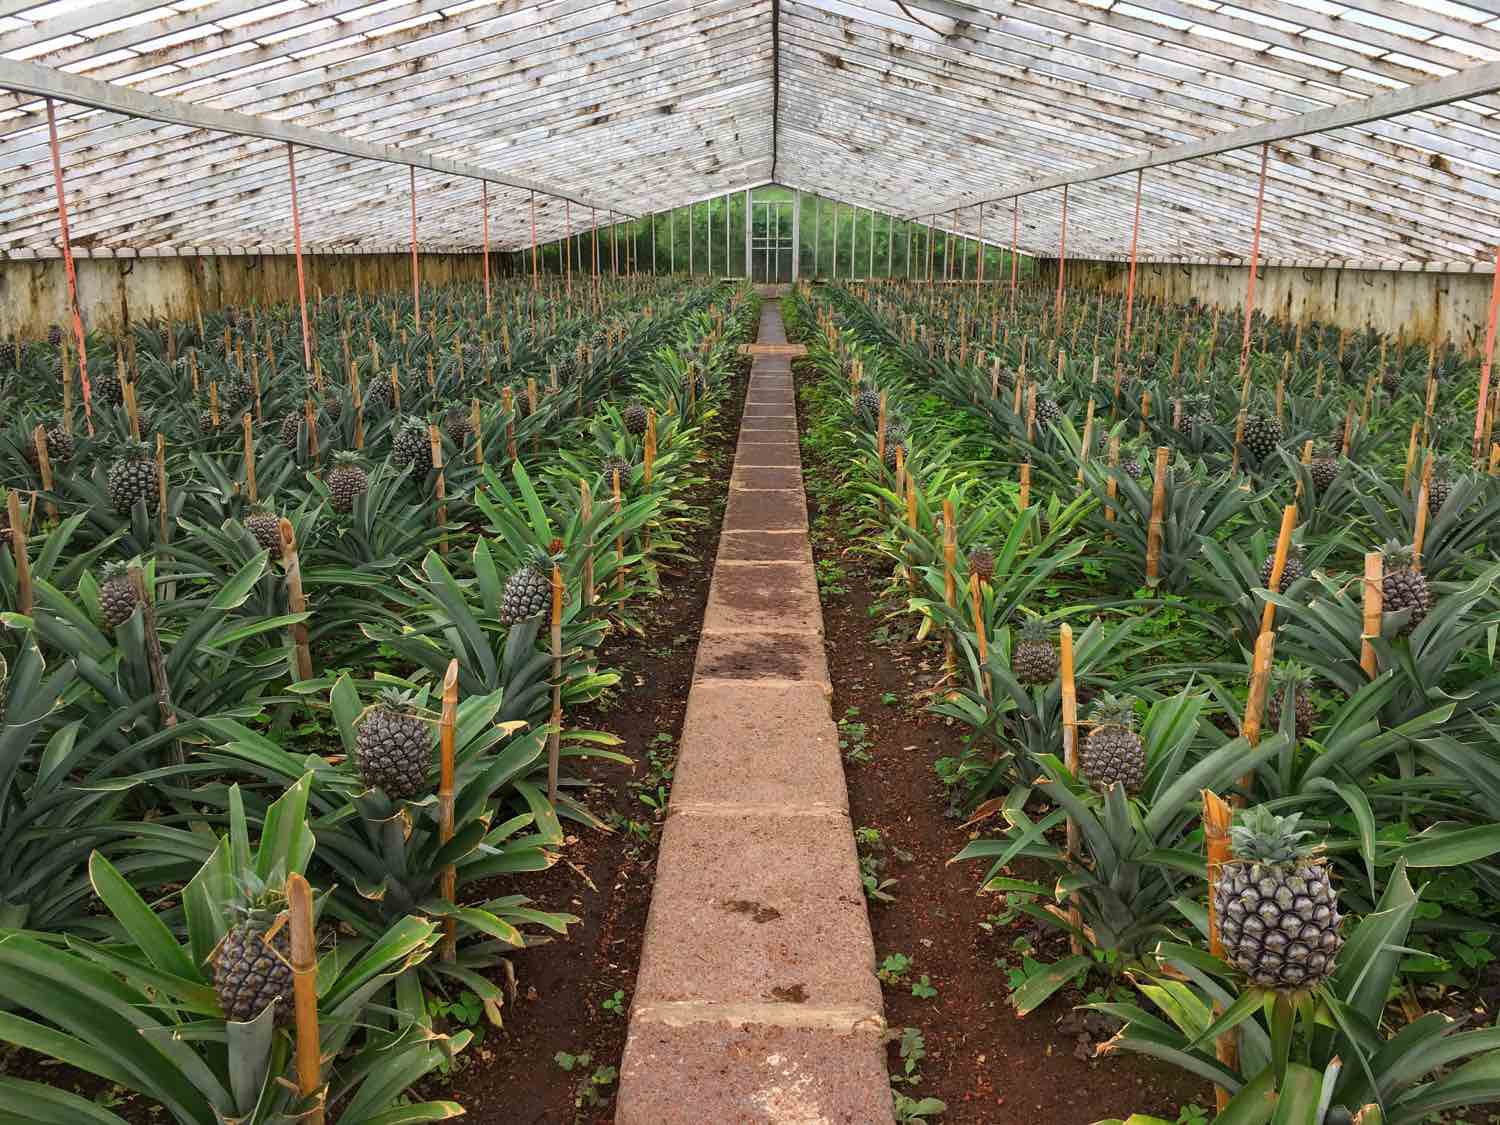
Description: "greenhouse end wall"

(0, 251), (497, 340)
(1040, 258), (1497, 351)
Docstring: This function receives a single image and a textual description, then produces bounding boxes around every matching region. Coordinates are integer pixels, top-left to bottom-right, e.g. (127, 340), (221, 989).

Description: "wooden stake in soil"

(1202, 789), (1239, 1112)
(438, 658), (459, 963)
(1239, 628), (1277, 792)
(1059, 622), (1083, 956)
(1018, 462), (1031, 514)
(6, 492), (31, 616)
(287, 872), (323, 1125)
(1402, 422), (1421, 496)
(279, 519), (314, 683)
(1259, 504), (1297, 637)
(969, 574), (989, 700)
(1412, 450), (1435, 569)
(156, 435), (170, 548)
(1361, 552), (1383, 679)
(31, 426), (56, 526)
(1105, 435), (1121, 523)
(243, 412), (257, 503)
(1145, 446), (1169, 586)
(429, 424), (447, 558)
(547, 565), (564, 803)
(1077, 400), (1096, 485)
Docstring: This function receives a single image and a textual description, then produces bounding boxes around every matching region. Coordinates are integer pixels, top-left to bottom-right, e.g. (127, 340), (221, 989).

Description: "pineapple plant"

(854, 383), (881, 420)
(278, 412), (301, 451)
(1240, 410), (1282, 463)
(1212, 806), (1343, 991)
(883, 421), (908, 469)
(1308, 445), (1340, 493)
(622, 400), (648, 436)
(1081, 694), (1146, 792)
(106, 439), (160, 515)
(1265, 662), (1317, 739)
(26, 416), (74, 466)
(47, 324), (62, 348)
(444, 404), (474, 448)
(354, 688), (432, 799)
(391, 417), (432, 476)
(1011, 617), (1058, 685)
(97, 561), (141, 630)
(242, 503), (282, 554)
(969, 545), (995, 584)
(210, 892), (295, 1024)
(1425, 456), (1454, 516)
(500, 544), (562, 625)
(327, 450), (369, 514)
(1380, 540), (1430, 634)
(1259, 546), (1306, 593)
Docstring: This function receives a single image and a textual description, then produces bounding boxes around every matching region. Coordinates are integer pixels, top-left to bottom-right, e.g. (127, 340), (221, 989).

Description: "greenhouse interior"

(5, 1), (1500, 1123)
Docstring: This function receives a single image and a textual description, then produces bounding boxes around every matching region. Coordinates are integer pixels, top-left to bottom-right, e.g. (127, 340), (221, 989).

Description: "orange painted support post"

(1474, 246), (1500, 462)
(287, 873), (323, 1125)
(286, 144), (312, 372)
(1060, 623), (1082, 954)
(482, 181), (492, 316)
(1260, 504), (1297, 637)
(45, 99), (93, 435)
(1055, 184), (1069, 321)
(1124, 169), (1143, 348)
(1239, 143), (1271, 381)
(409, 165), (421, 329)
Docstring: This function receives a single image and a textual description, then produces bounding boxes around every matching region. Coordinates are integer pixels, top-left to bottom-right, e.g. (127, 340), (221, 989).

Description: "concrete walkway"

(616, 303), (893, 1124)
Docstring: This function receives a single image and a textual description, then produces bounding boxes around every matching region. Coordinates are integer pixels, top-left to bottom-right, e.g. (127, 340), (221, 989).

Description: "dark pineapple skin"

(213, 918), (294, 1023)
(355, 690), (431, 799)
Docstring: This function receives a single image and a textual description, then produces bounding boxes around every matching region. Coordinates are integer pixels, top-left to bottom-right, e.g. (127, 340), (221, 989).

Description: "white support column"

(744, 188), (753, 282)
(792, 188), (801, 283)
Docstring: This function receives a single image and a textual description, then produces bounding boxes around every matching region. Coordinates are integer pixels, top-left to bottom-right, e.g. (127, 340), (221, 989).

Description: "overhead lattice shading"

(3, 0), (1500, 266)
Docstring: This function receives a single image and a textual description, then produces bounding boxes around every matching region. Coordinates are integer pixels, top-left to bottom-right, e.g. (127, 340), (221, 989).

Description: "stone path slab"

(616, 301), (893, 1125)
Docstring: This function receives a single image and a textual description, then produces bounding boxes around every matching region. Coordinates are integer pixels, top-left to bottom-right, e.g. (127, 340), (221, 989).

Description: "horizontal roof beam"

(924, 59), (1500, 217)
(0, 58), (636, 218)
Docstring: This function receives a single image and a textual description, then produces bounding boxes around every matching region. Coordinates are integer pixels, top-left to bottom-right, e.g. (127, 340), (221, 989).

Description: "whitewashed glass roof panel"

(2, 0), (1500, 264)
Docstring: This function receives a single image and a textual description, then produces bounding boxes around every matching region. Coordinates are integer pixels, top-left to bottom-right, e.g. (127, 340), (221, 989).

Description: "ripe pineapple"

(1120, 455), (1143, 481)
(1380, 541), (1430, 635)
(1259, 547), (1306, 594)
(500, 545), (561, 625)
(98, 562), (141, 630)
(969, 546), (995, 584)
(444, 405), (474, 448)
(92, 369), (124, 408)
(354, 688), (431, 799)
(107, 440), (160, 515)
(1213, 806), (1343, 992)
(1265, 662), (1317, 739)
(1011, 617), (1058, 685)
(601, 456), (633, 490)
(366, 375), (394, 412)
(243, 504), (282, 555)
(1308, 446), (1340, 493)
(278, 413), (301, 452)
(1034, 393), (1061, 427)
(884, 436), (908, 470)
(855, 385), (881, 420)
(391, 418), (432, 476)
(0, 341), (20, 368)
(1240, 412), (1282, 463)
(26, 418), (74, 467)
(622, 400), (648, 436)
(1175, 396), (1213, 435)
(327, 452), (368, 514)
(1081, 694), (1146, 792)
(1425, 458), (1454, 516)
(212, 896), (294, 1024)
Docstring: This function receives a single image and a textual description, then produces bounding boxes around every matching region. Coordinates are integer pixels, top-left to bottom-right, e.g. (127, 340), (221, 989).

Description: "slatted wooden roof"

(3, 0), (1500, 267)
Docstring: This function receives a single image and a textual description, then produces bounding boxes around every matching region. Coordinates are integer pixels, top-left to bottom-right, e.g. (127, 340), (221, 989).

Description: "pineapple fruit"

(969, 546), (995, 584)
(1380, 541), (1430, 635)
(392, 418), (433, 476)
(622, 400), (648, 436)
(1265, 662), (1317, 740)
(1011, 618), (1057, 685)
(98, 562), (142, 630)
(499, 545), (561, 625)
(211, 897), (294, 1024)
(1240, 411), (1282, 463)
(1213, 807), (1343, 991)
(107, 440), (160, 515)
(243, 504), (282, 554)
(1259, 547), (1306, 594)
(1082, 694), (1146, 792)
(327, 452), (368, 514)
(354, 688), (431, 799)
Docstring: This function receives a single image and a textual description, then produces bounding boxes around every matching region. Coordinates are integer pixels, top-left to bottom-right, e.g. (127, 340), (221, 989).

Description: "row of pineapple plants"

(0, 275), (759, 1122)
(786, 280), (1500, 1124)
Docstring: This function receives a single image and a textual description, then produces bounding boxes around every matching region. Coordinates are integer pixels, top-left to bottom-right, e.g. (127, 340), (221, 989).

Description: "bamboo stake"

(438, 658), (459, 963)
(243, 412), (257, 503)
(1402, 422), (1421, 496)
(1077, 400), (1096, 484)
(1018, 462), (1031, 513)
(472, 398), (484, 466)
(287, 872), (323, 1125)
(1259, 504), (1298, 636)
(1060, 622), (1082, 955)
(1361, 553), (1383, 679)
(430, 424), (447, 558)
(6, 492), (31, 616)
(1145, 446), (1169, 585)
(1105, 435), (1121, 522)
(1202, 790), (1238, 1112)
(279, 520), (313, 682)
(156, 435), (170, 548)
(1412, 450), (1435, 569)
(969, 574), (989, 700)
(547, 565), (564, 803)
(31, 426), (56, 526)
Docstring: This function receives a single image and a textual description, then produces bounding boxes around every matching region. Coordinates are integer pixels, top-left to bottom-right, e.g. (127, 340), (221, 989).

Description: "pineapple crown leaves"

(1380, 539), (1418, 569)
(1087, 692), (1138, 731)
(1018, 615), (1053, 645)
(115, 437), (154, 462)
(1228, 806), (1320, 866)
(99, 559), (133, 584)
(1270, 660), (1313, 692)
(332, 449), (365, 469)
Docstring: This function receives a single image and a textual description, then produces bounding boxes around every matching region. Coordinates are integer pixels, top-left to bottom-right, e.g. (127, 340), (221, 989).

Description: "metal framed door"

(751, 199), (794, 283)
